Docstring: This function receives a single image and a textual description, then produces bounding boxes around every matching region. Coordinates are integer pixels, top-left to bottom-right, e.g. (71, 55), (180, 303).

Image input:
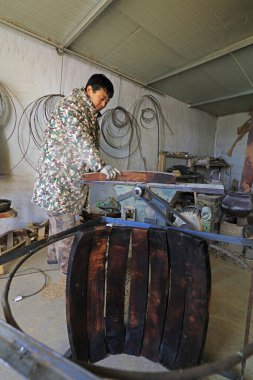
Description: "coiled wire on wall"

(0, 82), (63, 172)
(100, 95), (174, 170)
(100, 106), (146, 167)
(132, 94), (174, 155)
(0, 82), (18, 149)
(17, 94), (63, 170)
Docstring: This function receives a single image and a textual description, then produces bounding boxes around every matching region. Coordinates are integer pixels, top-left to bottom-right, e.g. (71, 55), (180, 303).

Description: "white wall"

(0, 24), (217, 232)
(215, 112), (249, 190)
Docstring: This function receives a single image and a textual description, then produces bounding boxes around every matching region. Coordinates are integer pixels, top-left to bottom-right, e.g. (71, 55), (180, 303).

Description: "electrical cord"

(10, 267), (48, 302)
(0, 267), (58, 280)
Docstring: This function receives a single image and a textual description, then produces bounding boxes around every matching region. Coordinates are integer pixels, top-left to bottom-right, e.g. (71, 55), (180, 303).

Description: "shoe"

(47, 258), (58, 265)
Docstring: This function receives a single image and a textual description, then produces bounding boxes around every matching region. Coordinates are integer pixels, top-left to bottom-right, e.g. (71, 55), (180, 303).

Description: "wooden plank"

(82, 170), (176, 184)
(158, 229), (211, 370)
(141, 229), (169, 361)
(125, 228), (149, 355)
(175, 234), (211, 368)
(158, 229), (187, 369)
(37, 226), (46, 240)
(0, 245), (4, 275)
(66, 227), (94, 362)
(106, 227), (131, 354)
(7, 231), (13, 250)
(157, 152), (166, 172)
(87, 226), (111, 363)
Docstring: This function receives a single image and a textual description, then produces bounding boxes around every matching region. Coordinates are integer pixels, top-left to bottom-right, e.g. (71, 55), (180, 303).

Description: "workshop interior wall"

(0, 24), (217, 231)
(215, 113), (249, 191)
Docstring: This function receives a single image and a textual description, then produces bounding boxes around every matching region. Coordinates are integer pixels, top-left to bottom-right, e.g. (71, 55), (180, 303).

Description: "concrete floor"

(0, 247), (252, 379)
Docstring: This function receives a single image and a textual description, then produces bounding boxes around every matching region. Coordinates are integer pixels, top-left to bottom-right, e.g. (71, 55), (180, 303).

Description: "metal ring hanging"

(0, 82), (17, 149)
(16, 94), (63, 170)
(100, 106), (142, 160)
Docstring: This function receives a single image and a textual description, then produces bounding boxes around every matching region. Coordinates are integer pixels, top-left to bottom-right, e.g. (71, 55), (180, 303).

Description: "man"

(32, 74), (120, 273)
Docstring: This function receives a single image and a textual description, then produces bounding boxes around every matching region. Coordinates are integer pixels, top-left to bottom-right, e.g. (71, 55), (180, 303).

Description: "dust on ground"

(42, 275), (66, 300)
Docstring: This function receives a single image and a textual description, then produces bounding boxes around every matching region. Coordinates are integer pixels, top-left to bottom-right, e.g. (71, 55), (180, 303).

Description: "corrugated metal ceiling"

(1, 0), (253, 116)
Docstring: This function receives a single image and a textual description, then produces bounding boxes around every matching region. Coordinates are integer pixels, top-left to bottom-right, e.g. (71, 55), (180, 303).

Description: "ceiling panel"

(1, 0), (253, 116)
(150, 49), (253, 104)
(193, 93), (253, 117)
(70, 6), (140, 62)
(0, 0), (101, 43)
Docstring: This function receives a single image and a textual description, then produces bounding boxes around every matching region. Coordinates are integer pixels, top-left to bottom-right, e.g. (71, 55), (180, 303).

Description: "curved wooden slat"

(141, 229), (169, 361)
(87, 226), (111, 363)
(159, 229), (211, 370)
(125, 228), (149, 355)
(106, 227), (131, 354)
(174, 234), (211, 368)
(66, 228), (94, 362)
(158, 229), (187, 369)
(66, 221), (211, 371)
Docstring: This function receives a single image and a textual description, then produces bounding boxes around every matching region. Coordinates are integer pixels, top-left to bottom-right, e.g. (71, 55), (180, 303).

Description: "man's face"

(86, 85), (110, 111)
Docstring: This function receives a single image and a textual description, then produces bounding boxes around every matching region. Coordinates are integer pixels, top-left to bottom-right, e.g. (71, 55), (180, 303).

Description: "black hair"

(85, 74), (114, 98)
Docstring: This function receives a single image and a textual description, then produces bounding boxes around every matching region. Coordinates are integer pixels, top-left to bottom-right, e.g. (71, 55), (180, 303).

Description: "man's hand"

(100, 164), (121, 180)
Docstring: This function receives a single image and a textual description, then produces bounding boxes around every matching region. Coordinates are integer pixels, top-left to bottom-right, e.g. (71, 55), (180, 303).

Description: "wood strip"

(125, 228), (149, 355)
(66, 227), (94, 362)
(7, 231), (13, 250)
(0, 245), (4, 275)
(158, 229), (187, 369)
(141, 229), (169, 361)
(157, 152), (166, 172)
(175, 235), (211, 368)
(87, 226), (111, 363)
(106, 227), (131, 354)
(82, 170), (176, 184)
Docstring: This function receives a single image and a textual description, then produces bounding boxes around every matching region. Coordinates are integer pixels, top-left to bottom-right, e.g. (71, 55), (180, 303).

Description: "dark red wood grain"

(82, 170), (176, 184)
(86, 226), (111, 363)
(106, 227), (131, 354)
(125, 228), (149, 355)
(66, 228), (94, 362)
(66, 222), (211, 371)
(141, 229), (169, 361)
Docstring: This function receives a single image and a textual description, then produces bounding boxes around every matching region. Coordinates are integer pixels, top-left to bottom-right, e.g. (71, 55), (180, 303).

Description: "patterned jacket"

(32, 88), (105, 214)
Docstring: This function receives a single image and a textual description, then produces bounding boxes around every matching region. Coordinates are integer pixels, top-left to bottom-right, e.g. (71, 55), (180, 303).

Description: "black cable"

(0, 267), (58, 280)
(11, 267), (48, 302)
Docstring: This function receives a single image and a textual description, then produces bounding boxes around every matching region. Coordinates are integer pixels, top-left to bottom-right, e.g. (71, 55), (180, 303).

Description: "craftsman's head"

(85, 74), (114, 111)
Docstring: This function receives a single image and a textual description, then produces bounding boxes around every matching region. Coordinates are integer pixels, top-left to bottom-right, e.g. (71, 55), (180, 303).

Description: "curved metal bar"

(75, 340), (253, 379)
(1, 217), (253, 269)
(2, 216), (253, 379)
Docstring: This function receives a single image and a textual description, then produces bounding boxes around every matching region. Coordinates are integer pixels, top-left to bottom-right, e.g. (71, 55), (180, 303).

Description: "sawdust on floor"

(42, 275), (66, 300)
